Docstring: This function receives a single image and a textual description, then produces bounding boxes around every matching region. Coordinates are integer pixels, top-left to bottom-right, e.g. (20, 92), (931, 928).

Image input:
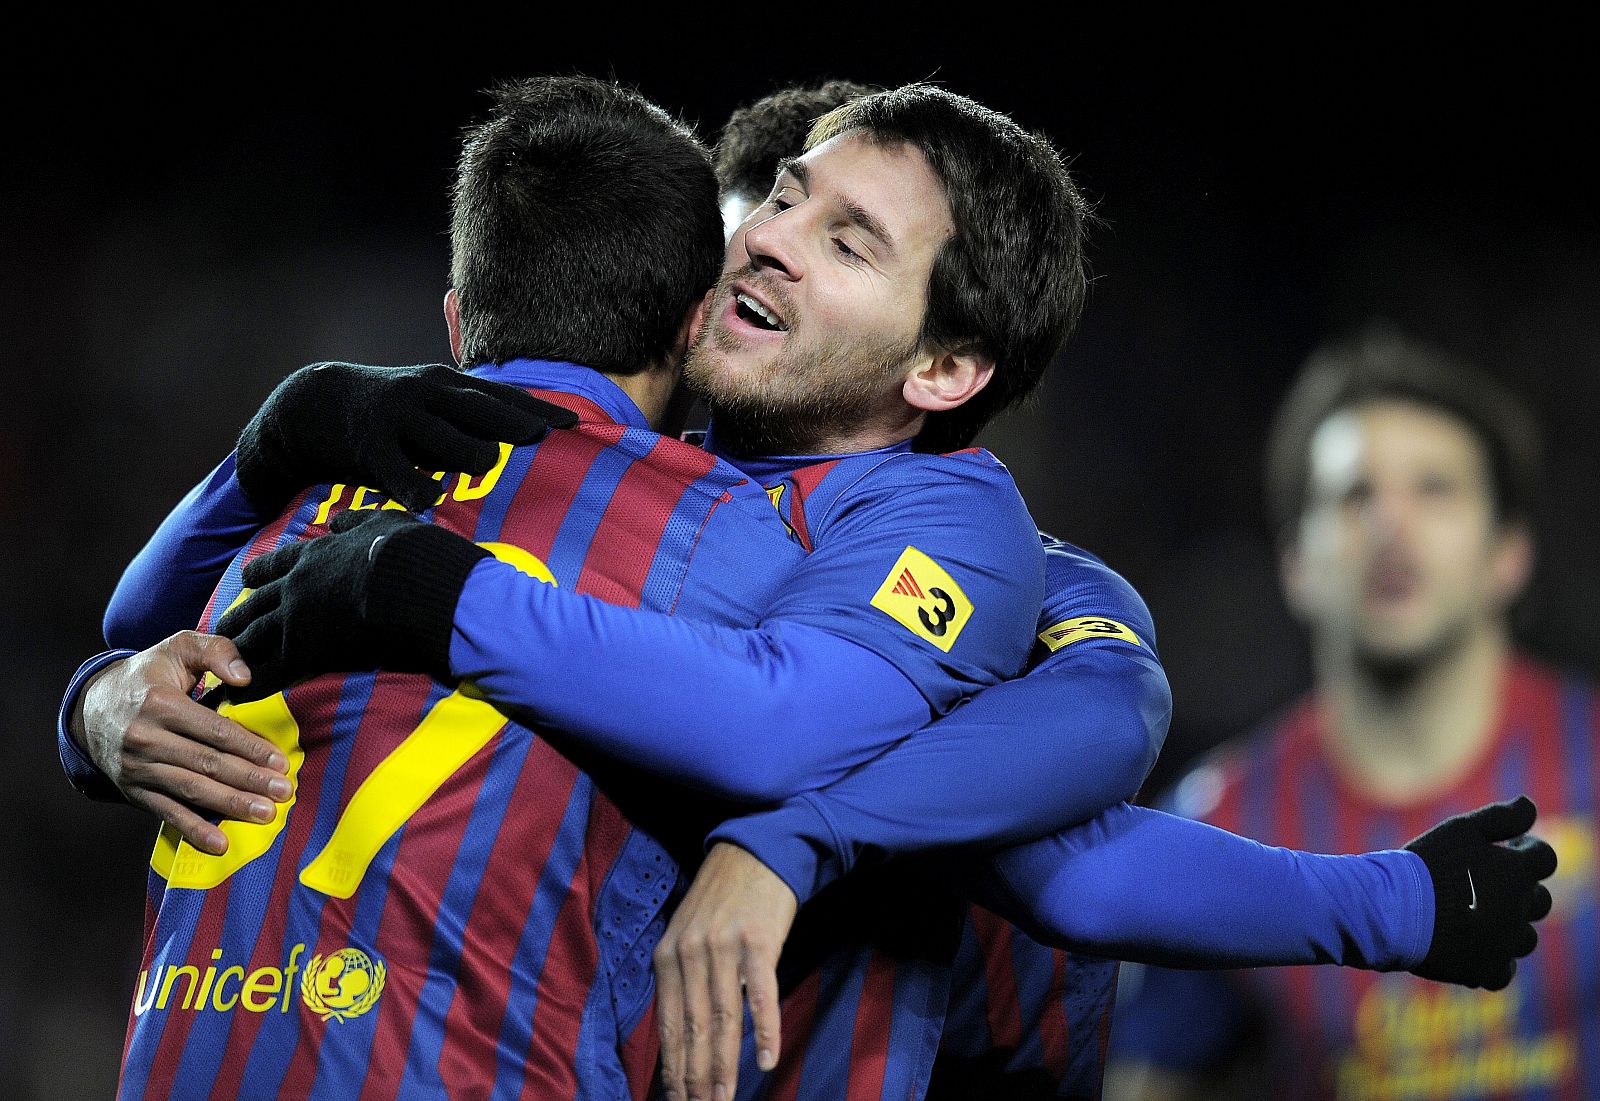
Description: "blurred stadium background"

(3, 31), (1595, 1098)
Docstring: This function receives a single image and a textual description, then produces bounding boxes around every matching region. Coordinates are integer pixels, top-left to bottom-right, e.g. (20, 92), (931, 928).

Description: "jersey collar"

(466, 359), (651, 430)
(702, 425), (914, 482)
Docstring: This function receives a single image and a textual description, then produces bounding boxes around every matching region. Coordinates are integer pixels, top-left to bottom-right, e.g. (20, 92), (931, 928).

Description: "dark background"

(4, 29), (1596, 1097)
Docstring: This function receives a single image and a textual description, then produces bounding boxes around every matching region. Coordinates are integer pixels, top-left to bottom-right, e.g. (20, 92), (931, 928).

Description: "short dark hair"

(715, 80), (878, 201)
(450, 76), (723, 375)
(810, 84), (1092, 452)
(1265, 324), (1541, 535)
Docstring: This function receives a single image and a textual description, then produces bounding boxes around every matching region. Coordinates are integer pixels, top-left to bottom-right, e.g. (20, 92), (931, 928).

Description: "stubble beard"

(683, 275), (922, 458)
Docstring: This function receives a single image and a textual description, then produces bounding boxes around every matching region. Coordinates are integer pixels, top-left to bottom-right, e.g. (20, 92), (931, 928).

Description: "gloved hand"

(235, 362), (578, 513)
(1404, 795), (1557, 990)
(215, 509), (489, 699)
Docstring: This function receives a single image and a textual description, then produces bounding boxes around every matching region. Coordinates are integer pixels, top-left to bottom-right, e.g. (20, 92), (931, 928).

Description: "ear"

(902, 347), (995, 414)
(1278, 540), (1312, 620)
(686, 288), (715, 349)
(1490, 521), (1534, 610)
(444, 289), (464, 365)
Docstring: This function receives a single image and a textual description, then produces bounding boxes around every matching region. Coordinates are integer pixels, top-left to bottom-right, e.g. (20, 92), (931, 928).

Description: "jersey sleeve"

(705, 535), (1170, 902)
(105, 451), (271, 648)
(962, 802), (1434, 971)
(446, 453), (1044, 803)
(757, 452), (1045, 708)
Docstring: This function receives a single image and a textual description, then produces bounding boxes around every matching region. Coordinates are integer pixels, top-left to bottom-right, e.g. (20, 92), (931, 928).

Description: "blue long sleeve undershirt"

(450, 556), (930, 803)
(709, 644), (1171, 900)
(964, 802), (1433, 970)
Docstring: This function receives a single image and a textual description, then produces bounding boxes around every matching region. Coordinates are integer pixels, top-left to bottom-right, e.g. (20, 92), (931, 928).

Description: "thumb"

(1463, 795), (1538, 843)
(167, 631), (252, 688)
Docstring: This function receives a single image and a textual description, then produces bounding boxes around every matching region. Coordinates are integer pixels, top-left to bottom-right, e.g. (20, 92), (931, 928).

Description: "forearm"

(708, 647), (1170, 901)
(969, 802), (1434, 970)
(450, 558), (930, 802)
(106, 452), (269, 647)
(57, 650), (137, 800)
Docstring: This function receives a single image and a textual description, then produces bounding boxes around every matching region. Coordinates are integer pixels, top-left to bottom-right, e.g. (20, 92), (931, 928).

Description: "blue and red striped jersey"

(1112, 656), (1600, 1101)
(118, 360), (807, 1101)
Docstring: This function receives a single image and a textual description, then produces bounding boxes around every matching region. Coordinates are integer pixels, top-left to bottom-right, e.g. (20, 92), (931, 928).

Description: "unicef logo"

(300, 947), (386, 1022)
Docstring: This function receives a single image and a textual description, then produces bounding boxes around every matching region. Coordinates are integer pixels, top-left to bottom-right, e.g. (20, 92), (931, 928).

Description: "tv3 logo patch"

(871, 547), (972, 652)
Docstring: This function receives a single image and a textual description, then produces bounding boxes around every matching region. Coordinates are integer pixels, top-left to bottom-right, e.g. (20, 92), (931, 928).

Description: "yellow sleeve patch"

(869, 546), (973, 653)
(1037, 616), (1142, 652)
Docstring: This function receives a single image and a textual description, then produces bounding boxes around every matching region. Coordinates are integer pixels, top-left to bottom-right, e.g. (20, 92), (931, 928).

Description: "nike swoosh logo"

(1467, 869), (1479, 912)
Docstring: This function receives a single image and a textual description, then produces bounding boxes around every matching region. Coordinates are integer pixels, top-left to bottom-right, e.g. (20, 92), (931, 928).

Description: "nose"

(740, 207), (803, 282)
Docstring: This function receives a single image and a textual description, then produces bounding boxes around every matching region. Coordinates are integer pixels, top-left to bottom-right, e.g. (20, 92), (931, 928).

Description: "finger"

(428, 385), (553, 447)
(329, 507), (397, 535)
(168, 631), (252, 688)
(1465, 795), (1538, 842)
(743, 944), (782, 1074)
(1507, 835), (1559, 880)
(679, 938), (714, 1101)
(140, 683), (289, 779)
(1481, 959), (1516, 992)
(1527, 884), (1554, 922)
(223, 621), (290, 702)
(456, 373), (581, 430)
(136, 790), (230, 856)
(707, 939), (745, 1101)
(655, 943), (688, 1101)
(240, 540), (311, 588)
(1510, 922), (1538, 958)
(215, 582), (284, 641)
(400, 412), (502, 475)
(364, 443), (462, 513)
(137, 761), (278, 824)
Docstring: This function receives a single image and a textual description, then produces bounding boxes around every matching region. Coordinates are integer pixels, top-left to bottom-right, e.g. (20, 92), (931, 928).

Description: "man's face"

(1285, 400), (1527, 671)
(685, 131), (955, 455)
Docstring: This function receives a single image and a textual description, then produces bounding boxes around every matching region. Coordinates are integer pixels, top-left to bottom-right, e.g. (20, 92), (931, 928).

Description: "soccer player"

(68, 81), (1555, 1094)
(1107, 328), (1598, 1100)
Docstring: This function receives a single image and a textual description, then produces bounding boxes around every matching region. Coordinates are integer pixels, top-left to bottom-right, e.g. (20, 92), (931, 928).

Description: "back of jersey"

(118, 407), (804, 1101)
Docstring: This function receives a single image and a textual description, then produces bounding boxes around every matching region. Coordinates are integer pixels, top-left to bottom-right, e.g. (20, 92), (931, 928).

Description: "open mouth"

(734, 291), (788, 333)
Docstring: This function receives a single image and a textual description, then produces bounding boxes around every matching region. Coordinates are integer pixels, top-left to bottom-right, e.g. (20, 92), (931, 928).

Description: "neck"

(606, 364), (680, 433)
(1314, 623), (1509, 803)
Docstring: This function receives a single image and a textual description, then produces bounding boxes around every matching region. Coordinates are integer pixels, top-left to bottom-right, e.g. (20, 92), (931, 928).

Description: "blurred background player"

(1107, 327), (1599, 1100)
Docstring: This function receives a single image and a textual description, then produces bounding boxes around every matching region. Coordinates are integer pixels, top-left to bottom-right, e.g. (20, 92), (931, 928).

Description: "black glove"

(215, 509), (489, 700)
(235, 362), (579, 513)
(1404, 795), (1557, 990)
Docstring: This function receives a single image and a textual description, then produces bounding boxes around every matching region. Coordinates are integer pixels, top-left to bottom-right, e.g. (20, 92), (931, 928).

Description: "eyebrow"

(777, 157), (897, 256)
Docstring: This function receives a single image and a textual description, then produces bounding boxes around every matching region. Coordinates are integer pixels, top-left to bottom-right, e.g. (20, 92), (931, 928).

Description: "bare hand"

(653, 843), (797, 1101)
(74, 631), (291, 854)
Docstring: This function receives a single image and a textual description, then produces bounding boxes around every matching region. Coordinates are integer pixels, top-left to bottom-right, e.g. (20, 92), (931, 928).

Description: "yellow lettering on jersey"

(311, 485), (347, 527)
(297, 539), (552, 898)
(1037, 616), (1142, 652)
(454, 441), (513, 501)
(155, 693), (305, 889)
(869, 546), (973, 653)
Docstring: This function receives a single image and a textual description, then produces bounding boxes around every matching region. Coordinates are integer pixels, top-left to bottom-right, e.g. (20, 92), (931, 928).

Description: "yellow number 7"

(152, 542), (554, 899)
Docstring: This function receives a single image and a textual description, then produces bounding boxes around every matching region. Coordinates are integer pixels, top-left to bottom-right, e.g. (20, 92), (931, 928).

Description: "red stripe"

(527, 388), (612, 425)
(765, 969), (824, 1101)
(490, 428), (611, 563)
(968, 906), (1023, 1049)
(513, 779), (635, 1101)
(436, 743), (583, 1097)
(619, 1001), (660, 1101)
(845, 952), (896, 1101)
(576, 435), (696, 607)
(195, 496), (308, 632)
(1037, 948), (1070, 1079)
(356, 719), (514, 1101)
(784, 460), (840, 554)
(266, 672), (441, 1100)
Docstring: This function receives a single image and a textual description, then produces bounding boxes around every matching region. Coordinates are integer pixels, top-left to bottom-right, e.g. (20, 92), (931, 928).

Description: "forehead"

(1308, 400), (1491, 489)
(793, 131), (954, 253)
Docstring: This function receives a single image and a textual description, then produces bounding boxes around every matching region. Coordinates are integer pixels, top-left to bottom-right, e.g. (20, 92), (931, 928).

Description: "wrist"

(365, 525), (490, 682)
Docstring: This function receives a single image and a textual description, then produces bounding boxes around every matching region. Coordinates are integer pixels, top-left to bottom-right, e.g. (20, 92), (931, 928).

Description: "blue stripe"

(786, 947), (871, 1100)
(489, 773), (596, 1100)
(1560, 680), (1600, 1101)
(471, 442), (540, 542)
(305, 678), (452, 1099)
(392, 725), (535, 1098)
(1005, 930), (1051, 1072)
(544, 447), (636, 587)
(239, 671), (381, 1098)
(1297, 766), (1353, 1056)
(635, 435), (722, 612)
(200, 489), (322, 634)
